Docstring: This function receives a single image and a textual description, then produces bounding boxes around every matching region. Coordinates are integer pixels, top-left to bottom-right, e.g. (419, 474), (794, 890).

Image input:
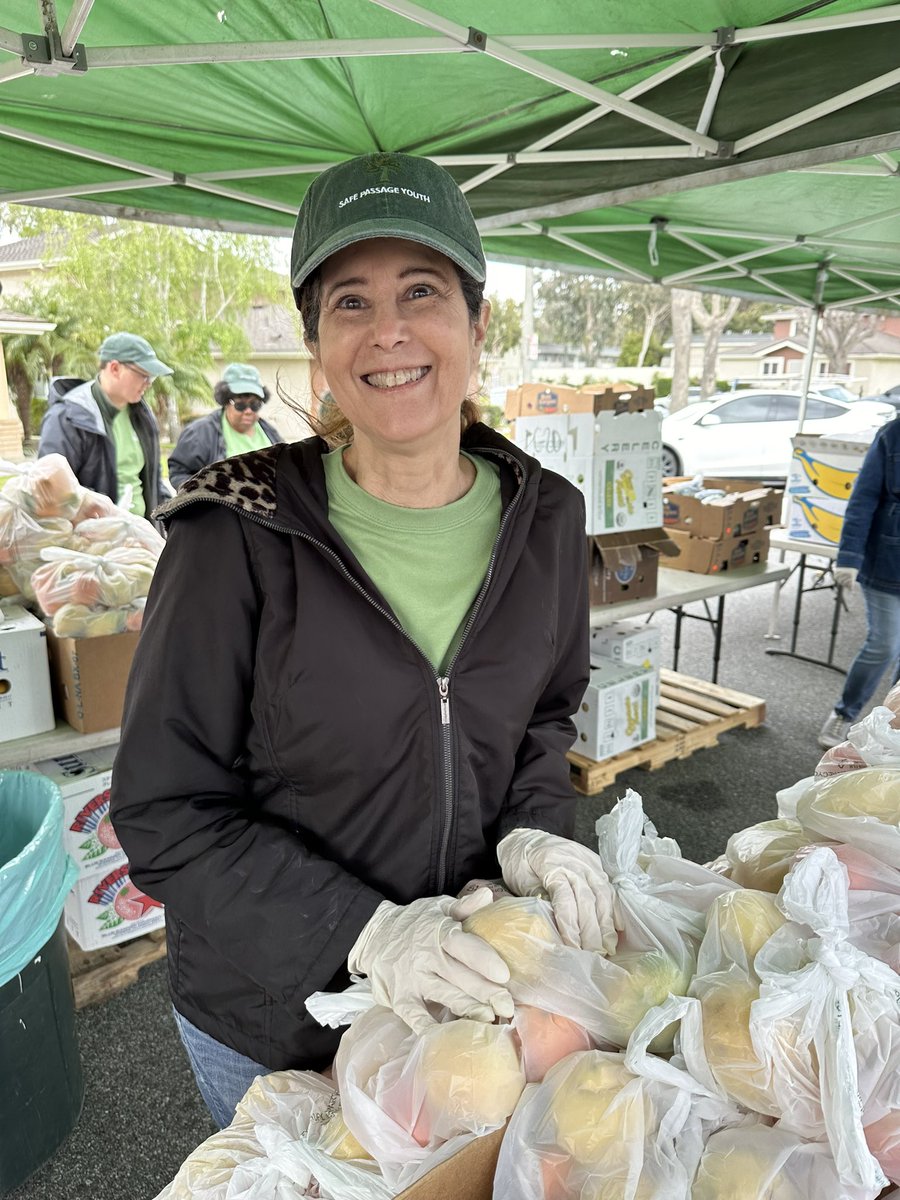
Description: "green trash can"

(0, 770), (81, 1194)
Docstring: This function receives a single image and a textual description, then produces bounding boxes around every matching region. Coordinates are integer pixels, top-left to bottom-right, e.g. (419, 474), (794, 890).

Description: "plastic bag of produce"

(152, 1068), (391, 1200)
(794, 768), (900, 866)
(0, 499), (74, 597)
(493, 1012), (743, 1200)
(72, 511), (165, 555)
(815, 685), (900, 777)
(720, 818), (832, 892)
(0, 454), (84, 520)
(692, 1125), (880, 1200)
(333, 1005), (524, 1191)
(31, 545), (156, 615)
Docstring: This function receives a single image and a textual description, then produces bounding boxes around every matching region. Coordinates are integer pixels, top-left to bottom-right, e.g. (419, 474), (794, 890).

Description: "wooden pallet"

(568, 669), (766, 796)
(68, 928), (167, 1010)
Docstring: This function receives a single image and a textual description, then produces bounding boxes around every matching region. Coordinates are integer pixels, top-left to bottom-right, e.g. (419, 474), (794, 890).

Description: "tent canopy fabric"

(1, 0), (899, 307)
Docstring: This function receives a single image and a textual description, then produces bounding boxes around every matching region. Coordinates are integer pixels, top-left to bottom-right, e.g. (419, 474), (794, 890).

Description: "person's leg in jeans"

(172, 1008), (270, 1128)
(837, 585), (900, 720)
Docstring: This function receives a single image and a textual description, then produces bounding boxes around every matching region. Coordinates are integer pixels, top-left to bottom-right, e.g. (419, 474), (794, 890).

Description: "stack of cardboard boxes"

(508, 383), (676, 606)
(0, 603), (55, 744)
(787, 432), (869, 547)
(509, 385), (670, 764)
(28, 747), (165, 951)
(662, 477), (782, 574)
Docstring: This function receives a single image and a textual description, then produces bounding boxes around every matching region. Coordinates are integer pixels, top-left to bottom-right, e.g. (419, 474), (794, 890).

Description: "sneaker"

(818, 710), (851, 750)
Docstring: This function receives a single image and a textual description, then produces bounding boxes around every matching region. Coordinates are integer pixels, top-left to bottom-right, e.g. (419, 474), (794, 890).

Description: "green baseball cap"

(99, 331), (173, 377)
(222, 362), (265, 399)
(290, 153), (486, 308)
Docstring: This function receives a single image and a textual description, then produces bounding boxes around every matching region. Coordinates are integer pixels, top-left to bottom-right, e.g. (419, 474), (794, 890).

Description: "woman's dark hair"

(213, 380), (271, 407)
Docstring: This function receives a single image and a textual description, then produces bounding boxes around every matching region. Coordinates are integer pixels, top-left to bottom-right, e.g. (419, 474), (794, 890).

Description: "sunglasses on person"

(230, 398), (263, 413)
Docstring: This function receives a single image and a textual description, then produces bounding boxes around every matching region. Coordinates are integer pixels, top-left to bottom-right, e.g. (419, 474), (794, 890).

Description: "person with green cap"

(111, 153), (597, 1130)
(39, 331), (172, 519)
(167, 362), (283, 490)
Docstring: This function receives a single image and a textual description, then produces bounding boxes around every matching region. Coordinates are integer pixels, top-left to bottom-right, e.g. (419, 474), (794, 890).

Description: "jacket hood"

(46, 377), (105, 435)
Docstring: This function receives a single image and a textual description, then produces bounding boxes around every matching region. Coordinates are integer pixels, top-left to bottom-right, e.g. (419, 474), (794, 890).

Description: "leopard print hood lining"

(154, 444), (282, 523)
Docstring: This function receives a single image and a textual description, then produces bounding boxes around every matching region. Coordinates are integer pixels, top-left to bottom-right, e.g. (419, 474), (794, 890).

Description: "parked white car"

(660, 389), (895, 478)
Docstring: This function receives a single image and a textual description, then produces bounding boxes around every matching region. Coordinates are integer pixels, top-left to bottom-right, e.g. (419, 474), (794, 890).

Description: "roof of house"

(0, 235), (52, 267)
(237, 302), (308, 356)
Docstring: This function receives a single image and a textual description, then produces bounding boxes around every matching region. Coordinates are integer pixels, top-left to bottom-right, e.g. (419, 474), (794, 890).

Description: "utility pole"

(520, 265), (534, 384)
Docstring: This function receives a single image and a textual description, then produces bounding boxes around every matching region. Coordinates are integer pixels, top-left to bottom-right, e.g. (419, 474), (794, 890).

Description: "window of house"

(761, 358), (782, 375)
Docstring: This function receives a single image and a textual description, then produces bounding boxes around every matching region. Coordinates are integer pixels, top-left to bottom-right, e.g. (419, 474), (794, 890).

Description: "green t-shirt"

(324, 448), (501, 673)
(221, 411), (272, 458)
(93, 382), (145, 516)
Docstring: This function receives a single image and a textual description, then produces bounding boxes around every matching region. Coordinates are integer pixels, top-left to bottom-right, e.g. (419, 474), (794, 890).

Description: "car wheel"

(661, 446), (682, 477)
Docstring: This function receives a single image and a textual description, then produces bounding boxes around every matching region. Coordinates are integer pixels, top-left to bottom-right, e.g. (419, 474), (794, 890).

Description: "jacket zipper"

(161, 445), (526, 893)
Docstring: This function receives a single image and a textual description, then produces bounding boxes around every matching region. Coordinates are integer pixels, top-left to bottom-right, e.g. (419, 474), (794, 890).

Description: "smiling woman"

(109, 153), (594, 1132)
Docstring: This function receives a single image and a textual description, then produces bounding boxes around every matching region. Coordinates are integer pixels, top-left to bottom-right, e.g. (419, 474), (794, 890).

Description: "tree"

(617, 329), (664, 368)
(726, 300), (776, 334)
(669, 288), (693, 413)
(798, 308), (878, 375)
(0, 207), (283, 440)
(691, 292), (741, 401)
(615, 283), (671, 368)
(3, 297), (95, 442)
(534, 272), (620, 362)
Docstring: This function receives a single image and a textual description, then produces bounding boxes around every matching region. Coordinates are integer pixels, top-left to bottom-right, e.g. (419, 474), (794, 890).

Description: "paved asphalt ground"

(9, 553), (889, 1200)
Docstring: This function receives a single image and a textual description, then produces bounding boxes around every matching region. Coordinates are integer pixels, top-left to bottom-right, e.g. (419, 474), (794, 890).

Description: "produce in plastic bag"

(0, 500), (74, 596)
(815, 684), (900, 777)
(152, 1068), (391, 1200)
(462, 894), (561, 981)
(0, 454), (83, 520)
(73, 511), (165, 555)
(721, 817), (830, 892)
(692, 1125), (878, 1200)
(31, 545), (156, 614)
(50, 602), (142, 638)
(795, 768), (900, 866)
(514, 1006), (594, 1084)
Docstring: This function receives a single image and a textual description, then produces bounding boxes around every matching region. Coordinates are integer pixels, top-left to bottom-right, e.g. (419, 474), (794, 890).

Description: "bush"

(652, 374), (672, 398)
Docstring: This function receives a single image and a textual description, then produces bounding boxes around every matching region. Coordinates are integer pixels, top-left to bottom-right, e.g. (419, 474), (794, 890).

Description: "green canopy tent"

(2, 0), (900, 405)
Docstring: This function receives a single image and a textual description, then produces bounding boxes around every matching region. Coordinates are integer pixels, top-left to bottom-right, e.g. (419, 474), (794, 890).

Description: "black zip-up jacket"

(167, 408), (283, 490)
(110, 424), (589, 1068)
(39, 377), (166, 518)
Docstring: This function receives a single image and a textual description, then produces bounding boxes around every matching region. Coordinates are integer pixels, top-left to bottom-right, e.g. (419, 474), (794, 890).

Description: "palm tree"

(4, 297), (94, 444)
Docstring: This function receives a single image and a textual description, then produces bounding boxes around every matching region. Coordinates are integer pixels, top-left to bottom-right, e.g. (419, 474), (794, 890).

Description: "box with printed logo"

(64, 862), (164, 952)
(0, 603), (55, 743)
(590, 622), (661, 702)
(663, 477), (783, 540)
(787, 434), (869, 546)
(28, 745), (124, 877)
(572, 660), (656, 762)
(665, 527), (770, 574)
(587, 529), (678, 606)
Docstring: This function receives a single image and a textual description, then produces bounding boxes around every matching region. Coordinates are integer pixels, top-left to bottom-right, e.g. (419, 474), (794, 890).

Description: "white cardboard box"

(514, 409), (662, 534)
(572, 660), (656, 762)
(787, 433), (870, 546)
(28, 745), (125, 877)
(64, 862), (164, 951)
(590, 622), (661, 702)
(0, 603), (55, 743)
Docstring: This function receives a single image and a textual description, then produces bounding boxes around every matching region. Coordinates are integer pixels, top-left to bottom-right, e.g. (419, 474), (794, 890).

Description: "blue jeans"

(172, 1008), (269, 1129)
(837, 584), (900, 720)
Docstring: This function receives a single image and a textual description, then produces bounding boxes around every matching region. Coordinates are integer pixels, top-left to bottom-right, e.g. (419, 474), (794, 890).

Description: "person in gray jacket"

(167, 362), (282, 490)
(39, 331), (171, 519)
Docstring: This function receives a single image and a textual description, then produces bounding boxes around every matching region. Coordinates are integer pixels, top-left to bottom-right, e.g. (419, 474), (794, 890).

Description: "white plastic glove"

(496, 828), (618, 954)
(835, 566), (858, 592)
(347, 889), (513, 1034)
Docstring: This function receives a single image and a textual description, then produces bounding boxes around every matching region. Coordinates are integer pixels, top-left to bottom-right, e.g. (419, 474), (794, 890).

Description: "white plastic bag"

(794, 768), (900, 866)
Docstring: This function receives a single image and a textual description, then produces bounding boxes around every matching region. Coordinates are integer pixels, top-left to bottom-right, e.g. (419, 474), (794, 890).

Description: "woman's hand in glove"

(496, 828), (618, 955)
(347, 888), (514, 1035)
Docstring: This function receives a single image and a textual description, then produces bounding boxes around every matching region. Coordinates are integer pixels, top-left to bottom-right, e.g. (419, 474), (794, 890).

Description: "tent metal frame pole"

(813, 203), (900, 240)
(521, 221), (654, 283)
(735, 66), (900, 155)
(60, 0), (93, 56)
(443, 148), (696, 164)
(367, 0), (721, 154)
(0, 26), (25, 54)
(736, 5), (900, 40)
(796, 264), (829, 432)
(460, 44), (714, 195)
(86, 36), (457, 68)
(0, 60), (35, 84)
(0, 178), (171, 204)
(828, 283), (900, 309)
(663, 239), (797, 284)
(665, 228), (812, 304)
(0, 119), (172, 179)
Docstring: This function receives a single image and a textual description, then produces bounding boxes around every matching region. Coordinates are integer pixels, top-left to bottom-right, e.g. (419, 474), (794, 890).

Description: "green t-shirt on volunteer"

(220, 411), (272, 457)
(93, 382), (146, 517)
(323, 447), (501, 674)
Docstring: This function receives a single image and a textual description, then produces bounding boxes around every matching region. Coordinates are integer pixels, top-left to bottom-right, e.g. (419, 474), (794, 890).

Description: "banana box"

(587, 528), (680, 605)
(571, 659), (656, 762)
(788, 434), (869, 545)
(590, 622), (661, 703)
(665, 527), (770, 574)
(663, 477), (782, 539)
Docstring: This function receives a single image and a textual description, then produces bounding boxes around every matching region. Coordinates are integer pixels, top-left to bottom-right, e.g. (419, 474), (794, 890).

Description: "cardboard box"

(514, 408), (663, 534)
(665, 527), (770, 574)
(572, 660), (656, 761)
(663, 478), (783, 539)
(590, 621), (661, 701)
(588, 529), (678, 605)
(64, 861), (164, 951)
(0, 603), (55, 743)
(787, 433), (870, 546)
(505, 383), (654, 420)
(45, 628), (139, 733)
(28, 745), (124, 877)
(397, 1127), (505, 1199)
